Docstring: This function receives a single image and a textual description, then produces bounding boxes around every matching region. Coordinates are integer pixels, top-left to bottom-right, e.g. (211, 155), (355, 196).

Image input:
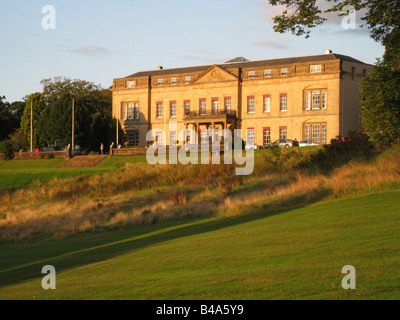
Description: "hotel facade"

(111, 51), (372, 147)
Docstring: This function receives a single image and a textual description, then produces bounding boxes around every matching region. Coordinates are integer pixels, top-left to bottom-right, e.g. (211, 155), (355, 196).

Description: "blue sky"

(0, 0), (384, 103)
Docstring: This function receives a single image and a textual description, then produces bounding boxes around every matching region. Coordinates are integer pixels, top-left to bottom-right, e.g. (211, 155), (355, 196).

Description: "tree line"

(0, 77), (117, 156)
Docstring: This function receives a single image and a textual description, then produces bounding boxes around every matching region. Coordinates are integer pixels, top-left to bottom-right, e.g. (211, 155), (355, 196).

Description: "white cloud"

(70, 45), (110, 57)
(253, 40), (290, 49)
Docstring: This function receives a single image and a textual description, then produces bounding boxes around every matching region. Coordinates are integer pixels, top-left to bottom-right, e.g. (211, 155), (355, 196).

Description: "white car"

(299, 140), (319, 147)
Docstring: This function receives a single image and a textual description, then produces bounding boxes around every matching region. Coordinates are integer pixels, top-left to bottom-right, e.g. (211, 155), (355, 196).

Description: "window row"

(247, 90), (327, 113)
(126, 124), (327, 147)
(247, 65), (322, 79)
(156, 76), (192, 86)
(246, 123), (327, 146)
(246, 127), (287, 146)
(155, 97), (233, 118)
(247, 94), (287, 113)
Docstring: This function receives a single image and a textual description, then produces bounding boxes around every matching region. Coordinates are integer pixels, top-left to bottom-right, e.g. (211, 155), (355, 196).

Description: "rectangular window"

(199, 99), (206, 115)
(280, 126), (287, 140)
(127, 130), (139, 146)
(126, 80), (136, 88)
(212, 98), (218, 115)
(128, 103), (135, 119)
(312, 124), (320, 143)
(156, 131), (163, 145)
(248, 71), (256, 79)
(280, 94), (287, 112)
(184, 100), (190, 116)
(321, 124), (327, 144)
(156, 102), (163, 118)
(351, 67), (356, 79)
(305, 125), (311, 141)
(170, 77), (177, 85)
(263, 95), (271, 113)
(280, 68), (288, 76)
(305, 91), (311, 110)
(247, 128), (255, 145)
(310, 65), (322, 73)
(312, 91), (321, 110)
(305, 90), (327, 110)
(263, 127), (271, 146)
(200, 129), (208, 144)
(264, 70), (271, 77)
(157, 79), (164, 86)
(134, 103), (139, 120)
(321, 91), (327, 109)
(184, 76), (191, 84)
(224, 97), (231, 111)
(170, 131), (177, 146)
(170, 101), (176, 118)
(122, 103), (128, 120)
(247, 96), (255, 113)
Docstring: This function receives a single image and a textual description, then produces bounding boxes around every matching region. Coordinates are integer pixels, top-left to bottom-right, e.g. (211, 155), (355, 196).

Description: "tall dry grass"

(0, 148), (399, 243)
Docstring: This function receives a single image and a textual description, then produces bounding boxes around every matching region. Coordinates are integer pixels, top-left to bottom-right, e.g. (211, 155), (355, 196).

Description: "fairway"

(1, 190), (399, 300)
(0, 156), (147, 189)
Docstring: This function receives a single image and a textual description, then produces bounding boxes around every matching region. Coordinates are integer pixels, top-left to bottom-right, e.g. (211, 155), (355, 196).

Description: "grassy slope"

(0, 189), (399, 300)
(0, 156), (147, 189)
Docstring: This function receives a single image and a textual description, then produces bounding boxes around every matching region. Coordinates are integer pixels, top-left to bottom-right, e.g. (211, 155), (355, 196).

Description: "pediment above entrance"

(192, 65), (238, 83)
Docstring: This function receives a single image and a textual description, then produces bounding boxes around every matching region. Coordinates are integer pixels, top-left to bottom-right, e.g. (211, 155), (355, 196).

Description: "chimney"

(157, 66), (163, 70)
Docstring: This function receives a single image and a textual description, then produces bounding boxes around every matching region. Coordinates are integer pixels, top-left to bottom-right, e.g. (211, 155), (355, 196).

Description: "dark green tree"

(0, 96), (11, 141)
(268, 0), (400, 44)
(38, 93), (72, 148)
(20, 93), (46, 150)
(360, 29), (400, 144)
(268, 0), (400, 144)
(38, 77), (112, 152)
(0, 139), (14, 160)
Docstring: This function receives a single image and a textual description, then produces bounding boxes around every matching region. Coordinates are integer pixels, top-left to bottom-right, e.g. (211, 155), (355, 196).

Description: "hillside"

(0, 189), (399, 299)
(0, 140), (399, 299)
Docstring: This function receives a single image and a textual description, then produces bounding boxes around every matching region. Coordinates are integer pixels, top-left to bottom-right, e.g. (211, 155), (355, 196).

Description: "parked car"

(268, 139), (299, 148)
(299, 140), (319, 147)
(245, 144), (262, 150)
(42, 146), (67, 152)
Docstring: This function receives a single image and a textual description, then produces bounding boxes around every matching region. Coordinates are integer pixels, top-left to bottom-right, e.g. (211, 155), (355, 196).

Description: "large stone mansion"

(111, 50), (372, 147)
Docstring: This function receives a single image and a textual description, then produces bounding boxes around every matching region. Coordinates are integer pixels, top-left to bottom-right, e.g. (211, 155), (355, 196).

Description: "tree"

(268, 0), (400, 144)
(38, 93), (73, 148)
(20, 93), (46, 150)
(360, 28), (400, 144)
(0, 95), (11, 141)
(0, 139), (14, 160)
(268, 0), (400, 44)
(37, 77), (112, 152)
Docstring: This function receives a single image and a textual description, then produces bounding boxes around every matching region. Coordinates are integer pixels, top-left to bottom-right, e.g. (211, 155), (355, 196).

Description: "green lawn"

(0, 156), (147, 189)
(1, 190), (399, 299)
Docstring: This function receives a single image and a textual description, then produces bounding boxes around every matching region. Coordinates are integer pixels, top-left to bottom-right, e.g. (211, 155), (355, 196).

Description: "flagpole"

(30, 100), (33, 152)
(72, 98), (74, 155)
(116, 113), (119, 148)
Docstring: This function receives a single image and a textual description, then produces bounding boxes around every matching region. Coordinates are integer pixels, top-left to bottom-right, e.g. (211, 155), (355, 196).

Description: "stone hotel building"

(112, 50), (372, 147)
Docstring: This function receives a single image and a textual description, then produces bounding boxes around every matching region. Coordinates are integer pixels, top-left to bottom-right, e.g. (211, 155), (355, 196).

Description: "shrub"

(0, 139), (14, 160)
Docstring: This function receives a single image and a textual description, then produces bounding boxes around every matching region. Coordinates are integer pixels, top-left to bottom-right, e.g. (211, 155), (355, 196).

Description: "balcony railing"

(184, 110), (236, 119)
